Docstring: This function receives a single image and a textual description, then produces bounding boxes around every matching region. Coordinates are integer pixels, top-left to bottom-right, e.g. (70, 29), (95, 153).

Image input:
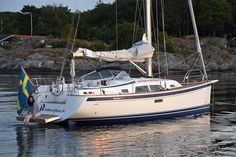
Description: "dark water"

(0, 72), (235, 157)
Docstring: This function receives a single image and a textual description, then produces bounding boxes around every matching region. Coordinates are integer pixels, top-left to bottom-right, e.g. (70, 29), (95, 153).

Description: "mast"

(188, 0), (208, 80)
(146, 0), (152, 77)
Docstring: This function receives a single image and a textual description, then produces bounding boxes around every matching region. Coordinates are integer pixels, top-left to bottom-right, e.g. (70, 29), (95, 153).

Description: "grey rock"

(203, 37), (228, 49)
(1, 36), (236, 72)
(26, 53), (51, 61)
(12, 58), (25, 69)
(0, 55), (26, 70)
(24, 53), (59, 70)
(0, 48), (7, 56)
(0, 47), (5, 51)
(13, 39), (33, 51)
(153, 52), (189, 71)
(228, 39), (236, 48)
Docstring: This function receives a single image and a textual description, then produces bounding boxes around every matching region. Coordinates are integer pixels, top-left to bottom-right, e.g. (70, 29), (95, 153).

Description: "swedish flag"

(17, 67), (33, 115)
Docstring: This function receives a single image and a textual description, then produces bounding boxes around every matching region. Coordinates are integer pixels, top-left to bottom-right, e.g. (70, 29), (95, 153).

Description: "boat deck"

(16, 114), (60, 124)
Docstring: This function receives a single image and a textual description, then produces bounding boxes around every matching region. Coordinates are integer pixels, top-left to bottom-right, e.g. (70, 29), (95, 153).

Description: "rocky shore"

(0, 37), (236, 74)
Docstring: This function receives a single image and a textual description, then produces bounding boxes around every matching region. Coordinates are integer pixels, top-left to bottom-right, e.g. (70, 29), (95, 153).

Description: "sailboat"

(17, 0), (218, 125)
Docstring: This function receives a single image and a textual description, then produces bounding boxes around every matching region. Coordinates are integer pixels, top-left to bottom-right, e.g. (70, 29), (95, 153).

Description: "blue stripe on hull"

(68, 104), (210, 126)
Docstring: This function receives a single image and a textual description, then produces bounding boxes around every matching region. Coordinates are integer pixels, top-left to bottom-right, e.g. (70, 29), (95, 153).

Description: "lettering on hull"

(40, 103), (65, 113)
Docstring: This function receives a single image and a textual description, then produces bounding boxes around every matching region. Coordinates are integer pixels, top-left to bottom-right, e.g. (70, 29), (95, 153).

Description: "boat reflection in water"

(16, 116), (212, 156)
(5, 72), (236, 156)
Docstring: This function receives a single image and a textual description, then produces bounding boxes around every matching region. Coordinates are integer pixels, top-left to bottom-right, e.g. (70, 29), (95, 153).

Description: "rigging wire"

(59, 17), (75, 78)
(136, 0), (145, 42)
(161, 0), (168, 78)
(152, 0), (161, 78)
(153, 51), (199, 77)
(59, 12), (81, 78)
(71, 13), (80, 52)
(115, 0), (118, 50)
(70, 13), (81, 81)
(138, 0), (144, 31)
(189, 54), (200, 74)
(143, 0), (146, 34)
(155, 0), (161, 78)
(132, 0), (139, 44)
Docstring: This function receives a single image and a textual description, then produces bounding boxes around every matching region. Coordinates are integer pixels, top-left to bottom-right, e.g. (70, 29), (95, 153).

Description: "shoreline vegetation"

(0, 1), (236, 74)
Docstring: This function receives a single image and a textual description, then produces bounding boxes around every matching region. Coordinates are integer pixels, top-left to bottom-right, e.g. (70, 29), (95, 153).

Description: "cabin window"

(154, 99), (163, 103)
(101, 80), (107, 86)
(121, 89), (129, 93)
(114, 71), (129, 80)
(110, 70), (121, 77)
(84, 72), (101, 80)
(135, 86), (149, 93)
(170, 85), (175, 88)
(99, 70), (113, 78)
(149, 85), (163, 92)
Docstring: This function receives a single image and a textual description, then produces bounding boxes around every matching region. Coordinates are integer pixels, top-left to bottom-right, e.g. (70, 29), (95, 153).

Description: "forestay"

(73, 34), (154, 62)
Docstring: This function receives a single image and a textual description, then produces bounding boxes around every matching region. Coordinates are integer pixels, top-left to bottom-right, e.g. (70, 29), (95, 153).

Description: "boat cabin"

(77, 68), (182, 96)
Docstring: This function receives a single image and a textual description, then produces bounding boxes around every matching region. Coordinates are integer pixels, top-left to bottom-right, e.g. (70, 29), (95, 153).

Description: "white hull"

(37, 80), (216, 124)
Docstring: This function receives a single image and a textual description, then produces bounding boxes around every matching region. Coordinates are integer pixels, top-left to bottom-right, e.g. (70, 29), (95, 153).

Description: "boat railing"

(181, 69), (204, 85)
(32, 78), (54, 87)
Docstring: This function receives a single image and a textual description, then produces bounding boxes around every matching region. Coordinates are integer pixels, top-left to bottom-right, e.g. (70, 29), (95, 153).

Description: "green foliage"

(164, 0), (190, 36)
(196, 0), (232, 36)
(0, 0), (235, 51)
(0, 12), (19, 34)
(48, 39), (68, 48)
(40, 5), (72, 37)
(114, 21), (144, 49)
(90, 40), (108, 51)
(158, 32), (180, 53)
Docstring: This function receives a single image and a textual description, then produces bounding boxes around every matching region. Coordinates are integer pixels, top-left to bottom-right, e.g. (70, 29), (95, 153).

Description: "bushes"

(90, 40), (108, 51)
(158, 32), (181, 53)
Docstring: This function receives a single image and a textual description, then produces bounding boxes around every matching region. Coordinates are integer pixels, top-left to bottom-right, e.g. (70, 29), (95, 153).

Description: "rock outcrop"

(0, 37), (236, 73)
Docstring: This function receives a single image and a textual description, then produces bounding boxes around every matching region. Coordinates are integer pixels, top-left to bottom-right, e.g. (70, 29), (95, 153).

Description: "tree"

(0, 12), (19, 34)
(165, 0), (190, 37)
(115, 21), (144, 49)
(39, 5), (72, 37)
(196, 0), (232, 36)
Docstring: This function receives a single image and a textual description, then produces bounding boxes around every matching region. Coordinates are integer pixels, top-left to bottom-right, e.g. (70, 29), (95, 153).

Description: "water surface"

(0, 72), (235, 156)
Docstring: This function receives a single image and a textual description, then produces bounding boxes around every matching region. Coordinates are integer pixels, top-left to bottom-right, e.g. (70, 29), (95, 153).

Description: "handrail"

(181, 69), (204, 85)
(32, 78), (54, 86)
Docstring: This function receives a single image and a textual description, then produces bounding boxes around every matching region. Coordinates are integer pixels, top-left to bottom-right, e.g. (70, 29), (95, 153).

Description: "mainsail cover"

(73, 35), (154, 62)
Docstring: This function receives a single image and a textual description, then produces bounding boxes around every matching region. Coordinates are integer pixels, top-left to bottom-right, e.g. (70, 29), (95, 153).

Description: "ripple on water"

(0, 72), (236, 156)
(210, 112), (236, 156)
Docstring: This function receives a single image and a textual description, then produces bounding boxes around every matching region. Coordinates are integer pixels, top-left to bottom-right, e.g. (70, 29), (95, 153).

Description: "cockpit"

(79, 68), (132, 88)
